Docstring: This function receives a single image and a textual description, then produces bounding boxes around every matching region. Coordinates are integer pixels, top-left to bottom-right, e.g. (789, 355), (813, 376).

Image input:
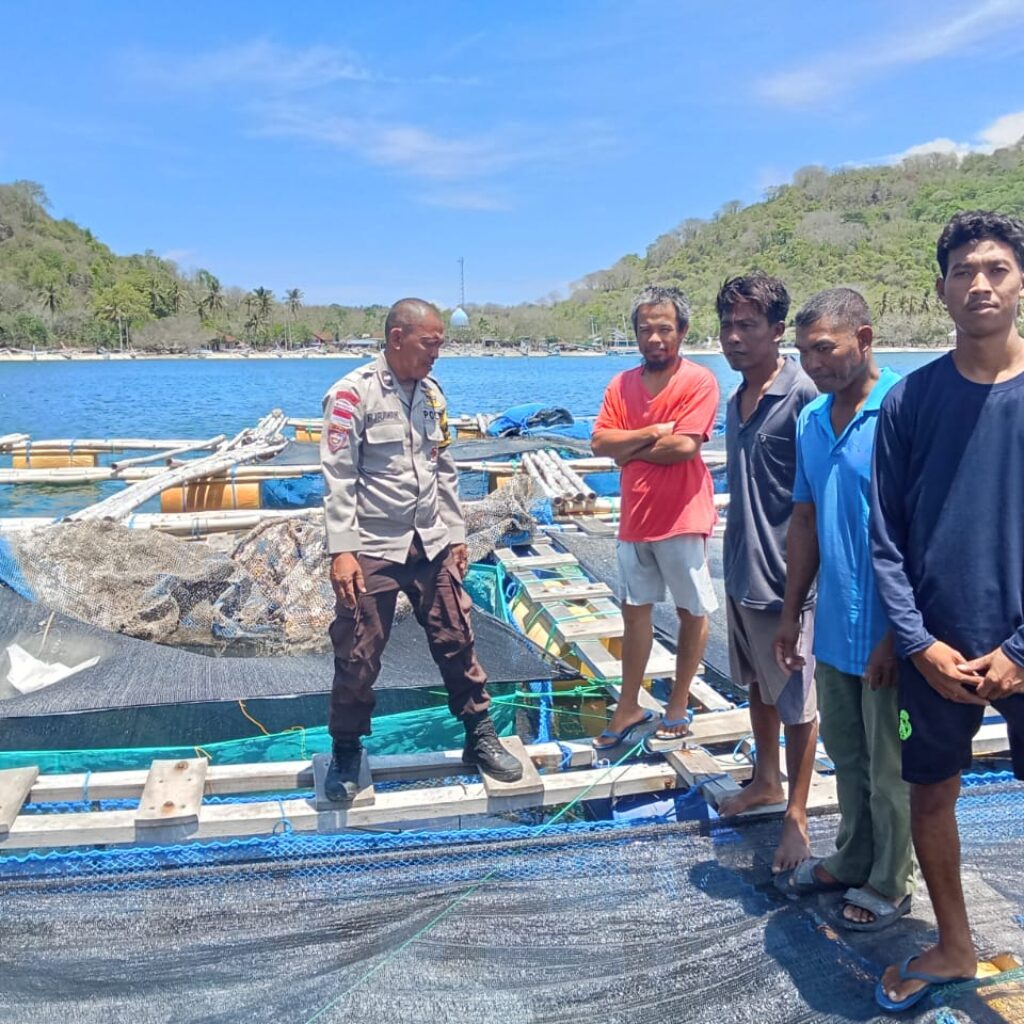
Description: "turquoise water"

(0, 350), (940, 517)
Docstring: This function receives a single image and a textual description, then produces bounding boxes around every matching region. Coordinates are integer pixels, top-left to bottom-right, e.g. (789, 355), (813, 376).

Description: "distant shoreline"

(0, 345), (950, 363)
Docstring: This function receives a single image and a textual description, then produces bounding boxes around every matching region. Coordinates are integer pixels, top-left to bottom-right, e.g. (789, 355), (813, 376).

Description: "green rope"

(940, 963), (1024, 996)
(298, 739), (645, 1024)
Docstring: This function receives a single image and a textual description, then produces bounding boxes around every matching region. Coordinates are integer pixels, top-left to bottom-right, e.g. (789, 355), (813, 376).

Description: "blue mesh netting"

(0, 536), (33, 599)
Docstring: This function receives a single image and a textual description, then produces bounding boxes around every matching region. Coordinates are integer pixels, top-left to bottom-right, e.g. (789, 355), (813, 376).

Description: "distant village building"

(210, 334), (245, 352)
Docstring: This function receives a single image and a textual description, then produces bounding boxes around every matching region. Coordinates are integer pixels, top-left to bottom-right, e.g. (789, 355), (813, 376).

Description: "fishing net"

(1, 779), (1022, 1023)
(0, 477), (543, 655)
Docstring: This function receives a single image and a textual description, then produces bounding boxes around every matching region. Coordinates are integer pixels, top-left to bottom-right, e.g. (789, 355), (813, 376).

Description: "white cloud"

(980, 111), (1024, 149)
(254, 105), (519, 181)
(887, 109), (1024, 163)
(128, 39), (372, 93)
(759, 1), (1024, 106)
(126, 38), (478, 94)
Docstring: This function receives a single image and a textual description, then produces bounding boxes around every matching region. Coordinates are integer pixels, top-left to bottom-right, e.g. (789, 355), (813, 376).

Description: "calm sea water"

(0, 350), (941, 517)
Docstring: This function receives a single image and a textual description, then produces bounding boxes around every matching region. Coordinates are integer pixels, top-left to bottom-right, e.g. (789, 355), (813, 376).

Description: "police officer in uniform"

(321, 297), (523, 800)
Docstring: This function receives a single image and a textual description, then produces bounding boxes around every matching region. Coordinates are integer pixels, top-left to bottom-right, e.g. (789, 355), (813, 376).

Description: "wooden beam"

(689, 679), (735, 713)
(0, 767), (39, 837)
(478, 737), (545, 807)
(312, 751), (375, 810)
(135, 759), (208, 828)
(25, 741), (598, 805)
(664, 748), (743, 809)
(3, 762), (683, 850)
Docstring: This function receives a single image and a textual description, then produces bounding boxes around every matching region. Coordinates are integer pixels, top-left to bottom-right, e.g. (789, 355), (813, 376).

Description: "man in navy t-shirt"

(871, 211), (1024, 1012)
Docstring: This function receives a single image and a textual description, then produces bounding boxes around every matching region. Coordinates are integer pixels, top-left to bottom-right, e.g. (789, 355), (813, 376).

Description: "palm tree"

(251, 287), (274, 347)
(284, 288), (302, 349)
(166, 280), (184, 315)
(37, 280), (63, 328)
(96, 293), (130, 352)
(195, 271), (225, 324)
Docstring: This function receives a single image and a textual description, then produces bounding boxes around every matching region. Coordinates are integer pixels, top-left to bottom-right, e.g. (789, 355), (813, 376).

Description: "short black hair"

(384, 298), (440, 339)
(936, 210), (1024, 276)
(715, 273), (790, 325)
(794, 287), (872, 334)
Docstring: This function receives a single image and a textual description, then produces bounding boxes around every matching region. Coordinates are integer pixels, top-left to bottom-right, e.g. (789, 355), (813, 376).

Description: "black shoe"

(324, 742), (363, 803)
(462, 712), (523, 782)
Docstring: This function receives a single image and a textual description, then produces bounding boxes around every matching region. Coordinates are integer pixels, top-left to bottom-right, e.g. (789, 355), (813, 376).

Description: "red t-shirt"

(594, 359), (719, 542)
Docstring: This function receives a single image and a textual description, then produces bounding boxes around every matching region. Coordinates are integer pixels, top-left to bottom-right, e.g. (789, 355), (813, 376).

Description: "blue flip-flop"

(874, 955), (974, 1013)
(592, 709), (655, 751)
(643, 710), (695, 752)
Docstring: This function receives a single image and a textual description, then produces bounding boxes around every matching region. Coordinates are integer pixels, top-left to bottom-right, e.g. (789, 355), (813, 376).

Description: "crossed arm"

(591, 422), (702, 466)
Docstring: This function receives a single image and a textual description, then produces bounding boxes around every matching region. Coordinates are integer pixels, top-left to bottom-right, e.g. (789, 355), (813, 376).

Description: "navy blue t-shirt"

(871, 353), (1024, 664)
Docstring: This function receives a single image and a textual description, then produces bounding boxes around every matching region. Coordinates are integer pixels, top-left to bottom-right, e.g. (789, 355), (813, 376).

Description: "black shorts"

(898, 658), (1024, 784)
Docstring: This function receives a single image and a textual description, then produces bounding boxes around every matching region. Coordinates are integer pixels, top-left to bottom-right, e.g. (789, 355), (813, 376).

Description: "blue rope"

(272, 799), (293, 835)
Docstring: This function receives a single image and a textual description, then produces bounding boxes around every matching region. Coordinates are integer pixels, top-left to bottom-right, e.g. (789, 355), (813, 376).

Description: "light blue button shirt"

(793, 367), (900, 675)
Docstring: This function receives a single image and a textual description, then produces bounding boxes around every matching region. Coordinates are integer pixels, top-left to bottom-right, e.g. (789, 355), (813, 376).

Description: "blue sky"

(4, 0), (1024, 307)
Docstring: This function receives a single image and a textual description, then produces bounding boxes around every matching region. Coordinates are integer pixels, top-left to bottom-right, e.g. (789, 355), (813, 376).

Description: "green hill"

(3, 143), (1024, 350)
(554, 143), (1024, 345)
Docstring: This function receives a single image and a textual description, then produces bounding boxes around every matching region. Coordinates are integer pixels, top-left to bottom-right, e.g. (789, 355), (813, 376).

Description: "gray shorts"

(726, 595), (817, 726)
(615, 535), (718, 615)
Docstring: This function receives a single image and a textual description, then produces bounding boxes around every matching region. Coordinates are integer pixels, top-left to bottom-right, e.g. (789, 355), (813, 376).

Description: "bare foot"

(718, 778), (785, 818)
(880, 945), (977, 1006)
(841, 885), (904, 925)
(772, 815), (811, 874)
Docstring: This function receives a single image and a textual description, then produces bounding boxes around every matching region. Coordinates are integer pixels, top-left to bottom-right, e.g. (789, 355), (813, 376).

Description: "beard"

(643, 352), (674, 372)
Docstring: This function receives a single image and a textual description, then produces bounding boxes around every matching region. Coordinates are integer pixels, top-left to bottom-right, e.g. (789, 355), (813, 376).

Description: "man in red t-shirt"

(591, 286), (720, 750)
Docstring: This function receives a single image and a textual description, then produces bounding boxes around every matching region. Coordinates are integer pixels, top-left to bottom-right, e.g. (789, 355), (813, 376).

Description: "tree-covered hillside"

(561, 143), (1024, 345)
(3, 142), (1024, 351)
(0, 181), (384, 352)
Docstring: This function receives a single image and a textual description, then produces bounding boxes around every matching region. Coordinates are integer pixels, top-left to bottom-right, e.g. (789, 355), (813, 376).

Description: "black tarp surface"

(0, 585), (573, 747)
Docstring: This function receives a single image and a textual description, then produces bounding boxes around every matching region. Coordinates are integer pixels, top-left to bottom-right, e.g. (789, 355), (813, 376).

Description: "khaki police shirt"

(320, 355), (466, 562)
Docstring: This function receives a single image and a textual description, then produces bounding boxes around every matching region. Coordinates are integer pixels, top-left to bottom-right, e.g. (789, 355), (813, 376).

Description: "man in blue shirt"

(872, 211), (1024, 1012)
(774, 289), (914, 933)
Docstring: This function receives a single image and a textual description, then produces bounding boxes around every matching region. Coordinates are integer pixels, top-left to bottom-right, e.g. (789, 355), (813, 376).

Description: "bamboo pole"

(534, 449), (590, 500)
(0, 507), (317, 536)
(110, 435), (227, 470)
(0, 463), (320, 486)
(524, 450), (567, 499)
(2, 438), (208, 453)
(519, 453), (561, 504)
(69, 411), (288, 521)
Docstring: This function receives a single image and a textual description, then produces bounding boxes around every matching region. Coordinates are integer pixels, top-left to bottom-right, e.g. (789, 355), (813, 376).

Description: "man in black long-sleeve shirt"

(871, 210), (1024, 1013)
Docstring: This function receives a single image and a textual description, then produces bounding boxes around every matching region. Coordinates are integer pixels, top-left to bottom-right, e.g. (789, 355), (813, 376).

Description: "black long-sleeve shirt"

(870, 352), (1024, 666)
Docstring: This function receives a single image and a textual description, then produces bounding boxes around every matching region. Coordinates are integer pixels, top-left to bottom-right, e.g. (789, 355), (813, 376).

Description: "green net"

(0, 694), (518, 775)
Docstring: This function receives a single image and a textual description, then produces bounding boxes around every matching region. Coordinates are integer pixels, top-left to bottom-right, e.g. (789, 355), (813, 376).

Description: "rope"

(299, 739), (646, 1024)
(81, 770), (91, 804)
(237, 701), (272, 737)
(272, 799), (293, 835)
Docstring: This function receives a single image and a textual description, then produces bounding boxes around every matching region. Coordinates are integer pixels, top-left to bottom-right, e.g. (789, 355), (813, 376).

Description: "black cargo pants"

(328, 537), (489, 743)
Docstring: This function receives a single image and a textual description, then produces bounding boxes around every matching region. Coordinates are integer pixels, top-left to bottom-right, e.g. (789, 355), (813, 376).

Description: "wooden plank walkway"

(1, 702), (1010, 852)
(499, 540), (733, 712)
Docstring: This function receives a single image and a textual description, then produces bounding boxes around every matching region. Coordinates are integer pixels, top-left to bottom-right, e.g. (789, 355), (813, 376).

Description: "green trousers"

(816, 662), (915, 900)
